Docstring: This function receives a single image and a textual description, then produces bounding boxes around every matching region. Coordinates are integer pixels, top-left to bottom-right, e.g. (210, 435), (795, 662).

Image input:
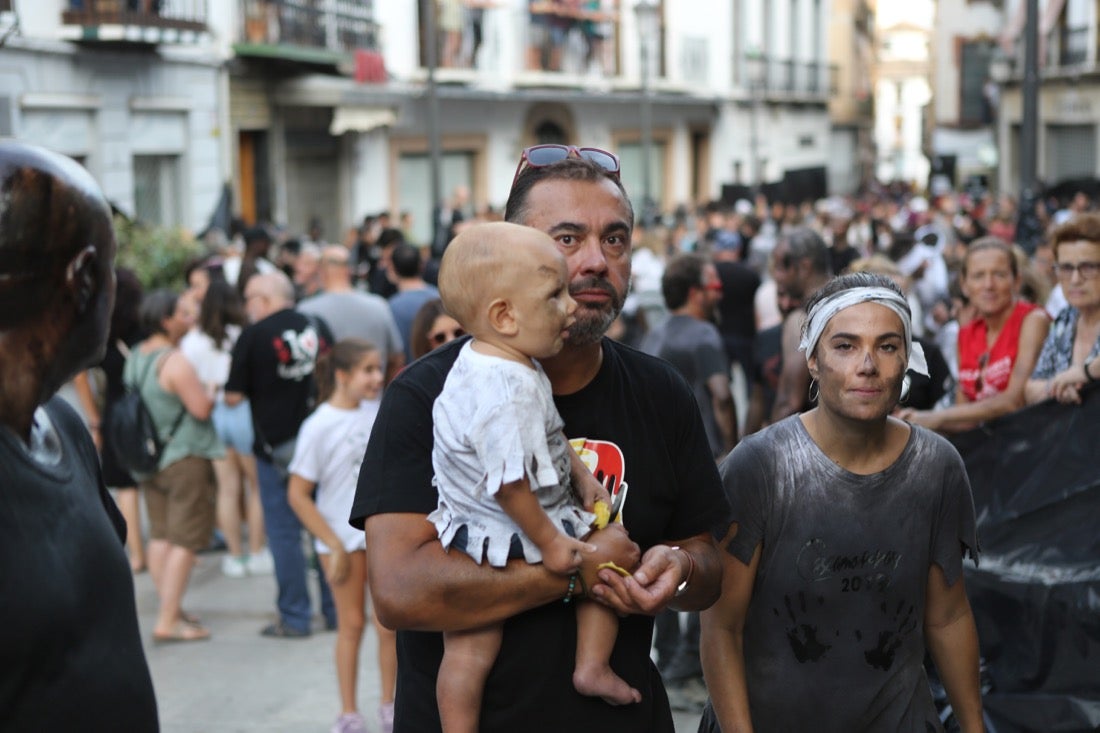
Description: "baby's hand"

(541, 533), (597, 576)
(573, 469), (612, 513)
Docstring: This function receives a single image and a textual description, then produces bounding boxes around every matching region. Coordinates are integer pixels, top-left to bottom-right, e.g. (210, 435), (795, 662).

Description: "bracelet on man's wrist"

(670, 546), (695, 598)
(563, 573), (579, 604)
(1085, 358), (1098, 384)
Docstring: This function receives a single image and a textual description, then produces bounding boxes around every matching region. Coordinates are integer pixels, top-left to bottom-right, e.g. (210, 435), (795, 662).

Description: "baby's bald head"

(437, 221), (561, 331)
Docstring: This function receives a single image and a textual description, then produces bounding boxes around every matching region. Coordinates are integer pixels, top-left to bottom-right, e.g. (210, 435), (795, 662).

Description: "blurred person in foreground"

(0, 140), (157, 728)
(1025, 214), (1100, 405)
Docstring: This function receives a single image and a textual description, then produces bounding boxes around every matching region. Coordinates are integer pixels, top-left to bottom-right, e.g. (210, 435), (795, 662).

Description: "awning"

(329, 106), (396, 135)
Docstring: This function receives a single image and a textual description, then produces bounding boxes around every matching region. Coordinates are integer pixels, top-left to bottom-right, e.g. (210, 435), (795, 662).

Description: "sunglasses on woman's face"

(429, 328), (465, 346)
(511, 145), (620, 187)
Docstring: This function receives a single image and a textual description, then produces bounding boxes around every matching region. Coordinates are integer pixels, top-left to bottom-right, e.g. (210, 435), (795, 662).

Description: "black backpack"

(107, 345), (185, 477)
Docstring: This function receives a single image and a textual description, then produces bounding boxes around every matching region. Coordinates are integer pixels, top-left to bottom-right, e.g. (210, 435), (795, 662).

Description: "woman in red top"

(899, 237), (1049, 432)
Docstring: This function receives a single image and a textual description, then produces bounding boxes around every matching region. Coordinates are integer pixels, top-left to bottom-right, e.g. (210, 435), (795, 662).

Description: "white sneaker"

(221, 555), (248, 578)
(246, 547), (274, 575)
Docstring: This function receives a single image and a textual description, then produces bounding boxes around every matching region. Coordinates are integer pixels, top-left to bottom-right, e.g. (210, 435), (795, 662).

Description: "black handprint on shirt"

(861, 599), (917, 671)
(774, 591), (832, 663)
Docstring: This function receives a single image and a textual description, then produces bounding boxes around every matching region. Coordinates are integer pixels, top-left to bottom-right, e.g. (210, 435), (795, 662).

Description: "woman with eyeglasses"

(897, 237), (1049, 433)
(1025, 214), (1100, 405)
(409, 298), (466, 361)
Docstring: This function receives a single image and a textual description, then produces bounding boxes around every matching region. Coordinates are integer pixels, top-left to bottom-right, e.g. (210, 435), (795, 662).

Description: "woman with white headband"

(699, 272), (984, 733)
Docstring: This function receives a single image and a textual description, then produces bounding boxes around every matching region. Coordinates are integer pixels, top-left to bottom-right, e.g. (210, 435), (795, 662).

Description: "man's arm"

(364, 512), (639, 632)
(925, 563), (984, 733)
(707, 371), (738, 453)
(700, 534), (759, 733)
(770, 314), (809, 423)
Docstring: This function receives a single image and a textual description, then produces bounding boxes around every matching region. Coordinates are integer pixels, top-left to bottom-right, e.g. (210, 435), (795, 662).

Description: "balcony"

(418, 4), (626, 88)
(236, 0), (380, 71)
(740, 54), (836, 99)
(61, 0), (207, 43)
(1058, 26), (1089, 67)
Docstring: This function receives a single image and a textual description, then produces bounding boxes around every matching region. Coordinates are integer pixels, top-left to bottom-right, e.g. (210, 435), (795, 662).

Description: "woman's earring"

(808, 379), (819, 403)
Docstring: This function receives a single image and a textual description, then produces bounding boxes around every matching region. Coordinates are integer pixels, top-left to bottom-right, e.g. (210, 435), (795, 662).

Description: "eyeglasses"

(1054, 261), (1100, 280)
(429, 328), (465, 346)
(512, 145), (620, 187)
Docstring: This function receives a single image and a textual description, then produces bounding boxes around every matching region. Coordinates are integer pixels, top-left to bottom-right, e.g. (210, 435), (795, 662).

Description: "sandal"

(152, 621), (211, 645)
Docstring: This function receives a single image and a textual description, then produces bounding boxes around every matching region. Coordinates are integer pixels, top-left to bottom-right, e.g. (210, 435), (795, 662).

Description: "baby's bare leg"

(573, 601), (642, 705)
(439, 624), (503, 733)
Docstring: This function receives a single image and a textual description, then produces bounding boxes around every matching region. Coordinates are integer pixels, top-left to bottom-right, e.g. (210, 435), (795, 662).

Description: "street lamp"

(745, 48), (766, 199)
(635, 0), (659, 228)
(1017, 0), (1041, 256)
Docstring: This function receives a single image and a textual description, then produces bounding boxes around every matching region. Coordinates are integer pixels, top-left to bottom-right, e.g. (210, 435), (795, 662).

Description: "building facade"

(0, 1), (226, 232)
(2, 1), (840, 241)
(873, 2), (933, 188)
(994, 0), (1100, 198)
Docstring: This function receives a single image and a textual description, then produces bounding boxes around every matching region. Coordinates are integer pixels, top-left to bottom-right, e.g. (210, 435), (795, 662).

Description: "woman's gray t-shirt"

(720, 415), (978, 733)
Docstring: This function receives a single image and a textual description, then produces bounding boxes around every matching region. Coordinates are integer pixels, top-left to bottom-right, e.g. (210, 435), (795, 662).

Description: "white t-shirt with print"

(289, 400), (380, 553)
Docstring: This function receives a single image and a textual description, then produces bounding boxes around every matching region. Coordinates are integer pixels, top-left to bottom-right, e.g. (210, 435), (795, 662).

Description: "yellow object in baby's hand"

(592, 500), (610, 529)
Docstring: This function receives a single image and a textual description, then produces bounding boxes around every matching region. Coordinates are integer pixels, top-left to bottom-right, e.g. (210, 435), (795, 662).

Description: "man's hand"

(589, 543), (684, 615)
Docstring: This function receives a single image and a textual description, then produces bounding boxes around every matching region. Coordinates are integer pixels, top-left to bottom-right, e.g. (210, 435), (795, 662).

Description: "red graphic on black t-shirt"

(569, 438), (628, 521)
(273, 336), (291, 364)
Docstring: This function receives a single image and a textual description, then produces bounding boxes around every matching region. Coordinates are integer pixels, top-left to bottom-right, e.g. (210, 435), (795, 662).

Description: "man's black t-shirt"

(226, 308), (333, 453)
(351, 338), (730, 733)
(0, 397), (158, 730)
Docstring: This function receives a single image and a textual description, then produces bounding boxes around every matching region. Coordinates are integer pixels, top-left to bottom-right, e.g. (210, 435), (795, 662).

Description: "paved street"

(136, 552), (703, 732)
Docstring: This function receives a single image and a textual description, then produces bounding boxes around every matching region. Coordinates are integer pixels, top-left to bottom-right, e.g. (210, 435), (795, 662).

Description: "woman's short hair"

(139, 289), (179, 336)
(1048, 212), (1100, 256)
(962, 236), (1017, 278)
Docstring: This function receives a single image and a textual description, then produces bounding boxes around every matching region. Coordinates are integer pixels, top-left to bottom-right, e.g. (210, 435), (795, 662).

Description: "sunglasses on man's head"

(512, 145), (620, 188)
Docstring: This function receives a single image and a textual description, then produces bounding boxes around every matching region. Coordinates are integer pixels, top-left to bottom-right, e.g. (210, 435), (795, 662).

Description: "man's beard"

(565, 276), (626, 346)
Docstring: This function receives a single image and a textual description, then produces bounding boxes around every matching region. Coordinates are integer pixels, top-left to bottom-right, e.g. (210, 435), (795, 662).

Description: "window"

(1047, 124), (1096, 182)
(617, 140), (667, 217)
(132, 155), (181, 228)
(959, 39), (996, 125)
(397, 151), (474, 246)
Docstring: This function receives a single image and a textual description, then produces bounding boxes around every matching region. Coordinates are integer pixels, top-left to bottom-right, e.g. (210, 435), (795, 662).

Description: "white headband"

(798, 286), (929, 378)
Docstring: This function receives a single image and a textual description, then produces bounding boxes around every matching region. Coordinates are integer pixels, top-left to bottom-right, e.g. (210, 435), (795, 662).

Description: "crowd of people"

(11, 129), (1100, 733)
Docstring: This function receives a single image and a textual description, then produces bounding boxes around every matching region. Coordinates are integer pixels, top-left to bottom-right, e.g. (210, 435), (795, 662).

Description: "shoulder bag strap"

(140, 347), (188, 442)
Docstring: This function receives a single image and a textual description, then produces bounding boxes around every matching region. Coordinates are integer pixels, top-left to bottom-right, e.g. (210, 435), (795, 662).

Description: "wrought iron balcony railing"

(61, 0), (206, 35)
(238, 0), (379, 60)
